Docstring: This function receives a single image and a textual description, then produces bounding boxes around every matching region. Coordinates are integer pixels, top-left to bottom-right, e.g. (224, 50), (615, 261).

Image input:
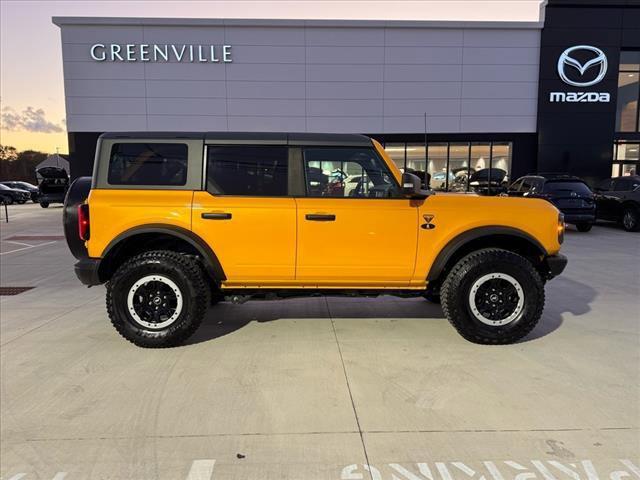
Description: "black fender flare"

(101, 224), (226, 282)
(426, 226), (547, 282)
(63, 176), (92, 260)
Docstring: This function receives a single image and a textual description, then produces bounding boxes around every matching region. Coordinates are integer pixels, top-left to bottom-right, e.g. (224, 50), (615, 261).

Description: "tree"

(0, 145), (18, 162)
(0, 145), (48, 182)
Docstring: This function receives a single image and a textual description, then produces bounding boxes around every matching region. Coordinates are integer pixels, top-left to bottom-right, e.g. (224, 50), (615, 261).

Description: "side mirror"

(402, 172), (431, 198)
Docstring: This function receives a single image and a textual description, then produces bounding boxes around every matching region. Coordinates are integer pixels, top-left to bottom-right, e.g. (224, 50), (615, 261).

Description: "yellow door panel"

(87, 189), (193, 258)
(192, 192), (296, 284)
(295, 198), (419, 285)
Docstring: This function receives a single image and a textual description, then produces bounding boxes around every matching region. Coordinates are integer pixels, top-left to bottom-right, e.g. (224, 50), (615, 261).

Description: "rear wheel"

(576, 222), (593, 232)
(40, 201), (49, 208)
(107, 250), (209, 348)
(621, 206), (640, 232)
(441, 248), (544, 344)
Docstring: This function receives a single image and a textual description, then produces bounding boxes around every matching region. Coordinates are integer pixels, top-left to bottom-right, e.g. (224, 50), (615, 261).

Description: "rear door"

(191, 145), (297, 286)
(294, 146), (419, 286)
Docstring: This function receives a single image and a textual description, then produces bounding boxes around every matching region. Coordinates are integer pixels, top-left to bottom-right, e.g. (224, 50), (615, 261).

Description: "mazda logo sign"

(557, 45), (608, 87)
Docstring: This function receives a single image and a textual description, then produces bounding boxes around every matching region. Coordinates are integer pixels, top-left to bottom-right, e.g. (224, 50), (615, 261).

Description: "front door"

(295, 146), (419, 286)
(192, 145), (296, 286)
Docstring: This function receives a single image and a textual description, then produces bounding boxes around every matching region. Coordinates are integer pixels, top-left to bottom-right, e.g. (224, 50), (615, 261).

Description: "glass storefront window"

(381, 141), (512, 193)
(622, 164), (638, 176)
(447, 143), (469, 192)
(406, 144), (426, 172)
(384, 143), (406, 172)
(616, 72), (639, 132)
(616, 51), (640, 133)
(406, 143), (427, 187)
(492, 142), (513, 185)
(620, 51), (640, 72)
(470, 143), (491, 174)
(612, 141), (640, 177)
(427, 143), (448, 190)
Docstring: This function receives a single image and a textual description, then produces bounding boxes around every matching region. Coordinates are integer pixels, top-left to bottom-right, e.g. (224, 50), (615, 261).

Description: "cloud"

(1, 106), (64, 133)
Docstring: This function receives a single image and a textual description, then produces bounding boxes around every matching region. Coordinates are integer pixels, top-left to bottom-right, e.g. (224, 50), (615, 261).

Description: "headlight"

(558, 213), (565, 244)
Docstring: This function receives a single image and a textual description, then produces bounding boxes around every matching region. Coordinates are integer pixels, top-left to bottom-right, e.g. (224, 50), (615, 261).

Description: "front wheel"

(107, 250), (209, 348)
(576, 222), (593, 232)
(621, 206), (640, 232)
(441, 248), (544, 344)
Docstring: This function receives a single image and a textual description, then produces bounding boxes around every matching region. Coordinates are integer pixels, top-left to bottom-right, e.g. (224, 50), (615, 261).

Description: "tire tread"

(441, 248), (545, 344)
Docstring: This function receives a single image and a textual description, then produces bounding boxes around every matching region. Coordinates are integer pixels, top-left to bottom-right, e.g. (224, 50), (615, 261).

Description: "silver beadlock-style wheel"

(441, 248), (544, 344)
(126, 274), (184, 329)
(468, 272), (524, 326)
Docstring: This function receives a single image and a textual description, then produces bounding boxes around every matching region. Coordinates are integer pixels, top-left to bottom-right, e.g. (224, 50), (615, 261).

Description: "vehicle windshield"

(543, 181), (592, 195)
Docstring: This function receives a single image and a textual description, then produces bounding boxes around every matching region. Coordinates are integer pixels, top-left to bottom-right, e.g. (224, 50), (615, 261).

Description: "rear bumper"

(562, 212), (596, 224)
(543, 253), (568, 279)
(74, 258), (102, 286)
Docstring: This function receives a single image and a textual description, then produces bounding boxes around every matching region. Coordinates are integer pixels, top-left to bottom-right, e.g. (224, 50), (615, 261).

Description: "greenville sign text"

(90, 43), (232, 63)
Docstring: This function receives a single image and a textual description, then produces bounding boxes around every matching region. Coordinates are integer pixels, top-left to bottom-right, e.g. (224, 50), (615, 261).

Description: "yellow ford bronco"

(63, 132), (567, 348)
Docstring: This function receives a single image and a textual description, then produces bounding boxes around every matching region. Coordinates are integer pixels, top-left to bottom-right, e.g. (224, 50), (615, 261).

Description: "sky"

(0, 0), (545, 154)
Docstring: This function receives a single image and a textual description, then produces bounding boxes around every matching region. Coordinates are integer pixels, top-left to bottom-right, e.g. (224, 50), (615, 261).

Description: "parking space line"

(185, 460), (216, 480)
(0, 241), (56, 256)
(4, 240), (36, 247)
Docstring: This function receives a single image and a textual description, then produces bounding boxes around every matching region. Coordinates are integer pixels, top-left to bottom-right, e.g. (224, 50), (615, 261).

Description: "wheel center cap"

(489, 294), (499, 303)
(152, 296), (162, 305)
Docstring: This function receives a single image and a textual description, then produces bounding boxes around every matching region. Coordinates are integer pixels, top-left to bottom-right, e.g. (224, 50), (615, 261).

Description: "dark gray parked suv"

(594, 175), (640, 232)
(506, 174), (596, 232)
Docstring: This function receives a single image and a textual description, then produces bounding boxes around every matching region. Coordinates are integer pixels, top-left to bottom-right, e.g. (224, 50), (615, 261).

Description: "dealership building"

(53, 0), (640, 188)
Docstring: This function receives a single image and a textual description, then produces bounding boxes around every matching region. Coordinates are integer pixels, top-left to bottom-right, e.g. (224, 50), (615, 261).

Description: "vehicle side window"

(509, 179), (523, 192)
(207, 146), (288, 196)
(303, 147), (400, 198)
(108, 143), (188, 186)
(520, 178), (533, 192)
(596, 179), (613, 191)
(614, 178), (631, 191)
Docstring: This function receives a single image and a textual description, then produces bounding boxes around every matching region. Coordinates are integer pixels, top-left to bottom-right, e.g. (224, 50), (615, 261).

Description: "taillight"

(78, 204), (90, 241)
(557, 213), (565, 245)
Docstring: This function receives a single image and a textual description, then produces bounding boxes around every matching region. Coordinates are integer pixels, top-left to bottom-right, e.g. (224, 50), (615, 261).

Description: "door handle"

(201, 212), (232, 220)
(305, 213), (336, 221)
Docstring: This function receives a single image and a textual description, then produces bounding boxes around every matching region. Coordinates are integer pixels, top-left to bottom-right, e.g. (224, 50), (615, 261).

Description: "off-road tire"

(576, 222), (593, 232)
(621, 205), (640, 232)
(107, 250), (209, 348)
(441, 248), (544, 344)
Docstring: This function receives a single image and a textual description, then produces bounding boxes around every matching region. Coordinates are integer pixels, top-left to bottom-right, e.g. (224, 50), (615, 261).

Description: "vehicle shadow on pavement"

(187, 297), (445, 345)
(520, 276), (597, 343)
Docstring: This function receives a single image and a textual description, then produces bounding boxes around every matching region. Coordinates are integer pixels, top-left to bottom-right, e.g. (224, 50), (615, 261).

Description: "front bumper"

(542, 253), (568, 279)
(74, 258), (102, 286)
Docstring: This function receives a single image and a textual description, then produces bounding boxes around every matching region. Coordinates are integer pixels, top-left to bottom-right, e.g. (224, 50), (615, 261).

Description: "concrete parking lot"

(1, 203), (639, 480)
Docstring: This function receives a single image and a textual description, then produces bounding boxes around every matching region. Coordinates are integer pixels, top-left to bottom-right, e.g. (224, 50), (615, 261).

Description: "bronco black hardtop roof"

(99, 132), (373, 147)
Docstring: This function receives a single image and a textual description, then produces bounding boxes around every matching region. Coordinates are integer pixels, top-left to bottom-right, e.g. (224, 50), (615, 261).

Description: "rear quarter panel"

(413, 194), (562, 285)
(86, 189), (193, 258)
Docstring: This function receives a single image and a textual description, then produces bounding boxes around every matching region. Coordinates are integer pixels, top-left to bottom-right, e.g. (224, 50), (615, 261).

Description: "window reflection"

(385, 143), (406, 171)
(616, 51), (640, 133)
(448, 143), (469, 192)
(381, 141), (512, 193)
(612, 141), (640, 178)
(427, 143), (449, 190)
